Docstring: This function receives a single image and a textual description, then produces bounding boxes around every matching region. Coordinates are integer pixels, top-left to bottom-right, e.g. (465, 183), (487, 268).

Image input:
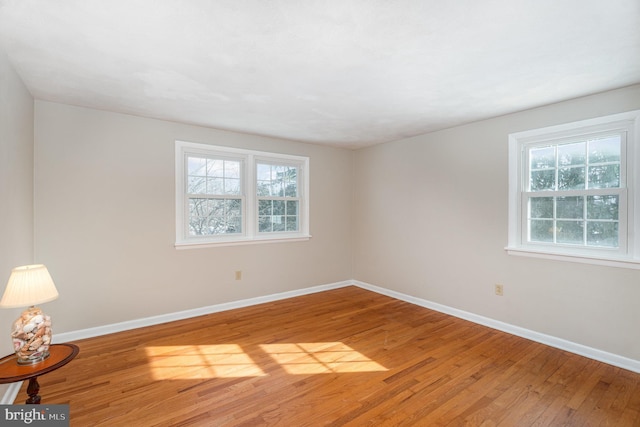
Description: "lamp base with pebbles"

(11, 306), (52, 365)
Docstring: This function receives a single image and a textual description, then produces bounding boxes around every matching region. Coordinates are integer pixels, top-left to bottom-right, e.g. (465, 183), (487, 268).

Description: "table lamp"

(0, 265), (59, 365)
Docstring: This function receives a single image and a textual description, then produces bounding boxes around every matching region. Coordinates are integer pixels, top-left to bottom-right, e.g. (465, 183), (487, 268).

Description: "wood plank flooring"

(17, 286), (640, 426)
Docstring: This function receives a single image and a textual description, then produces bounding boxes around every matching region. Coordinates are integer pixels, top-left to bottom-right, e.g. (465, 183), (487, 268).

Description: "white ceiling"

(1, 0), (639, 149)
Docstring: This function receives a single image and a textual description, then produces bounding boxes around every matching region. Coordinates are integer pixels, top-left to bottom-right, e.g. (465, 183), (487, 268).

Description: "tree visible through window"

(257, 163), (300, 233)
(527, 135), (622, 248)
(186, 156), (242, 236)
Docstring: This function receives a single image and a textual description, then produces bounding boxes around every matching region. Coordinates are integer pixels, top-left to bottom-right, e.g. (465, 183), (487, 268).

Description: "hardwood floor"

(18, 286), (640, 426)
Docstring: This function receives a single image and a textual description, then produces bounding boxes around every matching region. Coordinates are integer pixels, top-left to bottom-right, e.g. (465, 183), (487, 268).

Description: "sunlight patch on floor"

(259, 342), (388, 375)
(145, 342), (387, 379)
(145, 344), (267, 379)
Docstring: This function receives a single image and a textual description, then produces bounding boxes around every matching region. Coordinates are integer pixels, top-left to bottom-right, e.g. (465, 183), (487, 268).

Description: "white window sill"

(176, 234), (312, 250)
(505, 246), (640, 269)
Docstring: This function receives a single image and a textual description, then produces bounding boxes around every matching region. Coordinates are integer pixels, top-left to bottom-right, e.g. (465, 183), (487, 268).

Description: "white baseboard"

(352, 280), (640, 374)
(4, 278), (638, 404)
(0, 382), (22, 404)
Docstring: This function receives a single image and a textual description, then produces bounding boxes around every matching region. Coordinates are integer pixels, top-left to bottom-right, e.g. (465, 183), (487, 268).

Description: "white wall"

(0, 49), (34, 396)
(353, 84), (640, 361)
(33, 102), (353, 333)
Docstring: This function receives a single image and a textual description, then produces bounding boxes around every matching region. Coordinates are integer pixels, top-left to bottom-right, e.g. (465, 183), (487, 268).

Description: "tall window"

(176, 141), (310, 248)
(507, 110), (640, 268)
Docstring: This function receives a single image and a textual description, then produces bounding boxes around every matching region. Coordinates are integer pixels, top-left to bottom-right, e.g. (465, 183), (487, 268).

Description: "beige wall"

(0, 49), (34, 397)
(353, 84), (640, 361)
(34, 101), (353, 333)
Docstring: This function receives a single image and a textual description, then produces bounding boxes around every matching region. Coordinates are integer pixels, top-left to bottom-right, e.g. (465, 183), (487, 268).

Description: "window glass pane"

(256, 163), (271, 181)
(558, 167), (585, 190)
(206, 199), (226, 235)
(587, 222), (618, 247)
(257, 164), (271, 197)
(225, 161), (240, 179)
(286, 200), (298, 215)
(286, 200), (299, 231)
(556, 196), (583, 219)
(285, 185), (297, 197)
(207, 159), (224, 177)
(259, 216), (272, 232)
(207, 177), (224, 194)
(188, 198), (207, 235)
(556, 220), (584, 245)
(222, 160), (241, 195)
(273, 216), (285, 232)
(530, 146), (555, 169)
(187, 157), (206, 176)
(286, 216), (298, 231)
(225, 178), (240, 195)
(188, 198), (241, 236)
(588, 136), (621, 163)
(225, 199), (242, 233)
(588, 164), (620, 189)
(187, 176), (206, 194)
(530, 170), (555, 191)
(558, 142), (585, 166)
(530, 197), (553, 219)
(257, 181), (270, 197)
(273, 200), (285, 215)
(204, 216), (225, 235)
(284, 167), (298, 197)
(587, 195), (618, 220)
(271, 181), (284, 197)
(258, 200), (272, 216)
(258, 164), (279, 196)
(274, 165), (285, 178)
(529, 220), (553, 242)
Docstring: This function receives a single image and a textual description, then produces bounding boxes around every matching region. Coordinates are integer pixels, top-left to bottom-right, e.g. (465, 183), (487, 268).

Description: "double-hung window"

(176, 141), (310, 248)
(185, 155), (243, 237)
(256, 162), (301, 233)
(507, 110), (640, 268)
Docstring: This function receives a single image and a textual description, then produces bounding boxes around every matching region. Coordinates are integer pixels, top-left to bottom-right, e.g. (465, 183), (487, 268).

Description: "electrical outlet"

(495, 284), (504, 296)
(235, 271), (242, 280)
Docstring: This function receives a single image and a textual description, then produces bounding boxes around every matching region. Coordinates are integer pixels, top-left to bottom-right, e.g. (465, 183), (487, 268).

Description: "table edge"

(0, 343), (80, 383)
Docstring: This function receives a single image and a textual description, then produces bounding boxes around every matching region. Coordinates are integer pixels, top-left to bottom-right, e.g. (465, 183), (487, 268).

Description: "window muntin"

(507, 110), (640, 268)
(176, 141), (310, 248)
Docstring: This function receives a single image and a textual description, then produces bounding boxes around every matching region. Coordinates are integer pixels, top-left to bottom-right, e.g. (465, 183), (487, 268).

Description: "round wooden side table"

(0, 343), (79, 404)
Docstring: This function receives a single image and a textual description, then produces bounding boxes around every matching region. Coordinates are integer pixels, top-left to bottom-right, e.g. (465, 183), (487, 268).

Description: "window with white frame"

(175, 141), (310, 248)
(256, 162), (301, 233)
(507, 110), (640, 268)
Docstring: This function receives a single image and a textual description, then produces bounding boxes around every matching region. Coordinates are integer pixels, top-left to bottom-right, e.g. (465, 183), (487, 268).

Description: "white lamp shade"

(0, 264), (59, 308)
